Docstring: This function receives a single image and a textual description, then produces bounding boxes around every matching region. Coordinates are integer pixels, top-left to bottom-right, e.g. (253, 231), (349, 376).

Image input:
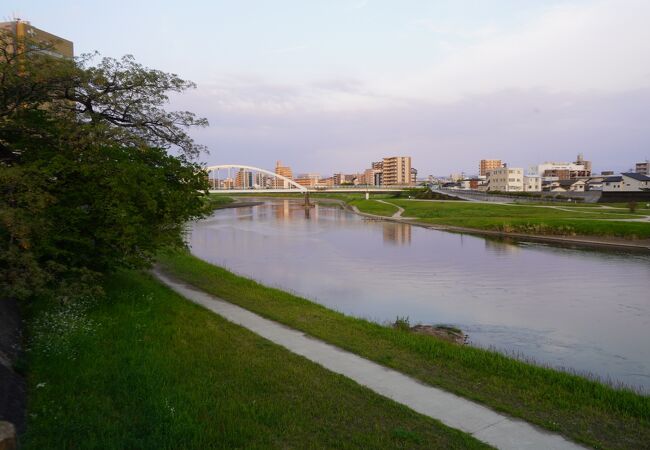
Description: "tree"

(1, 30), (210, 302)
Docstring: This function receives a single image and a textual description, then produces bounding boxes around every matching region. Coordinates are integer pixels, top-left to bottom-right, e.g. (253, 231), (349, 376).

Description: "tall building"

(410, 167), (418, 185)
(235, 169), (253, 188)
(362, 168), (381, 186)
(575, 153), (592, 174)
(382, 156), (412, 186)
(0, 19), (73, 58)
(479, 159), (502, 177)
(274, 161), (293, 188)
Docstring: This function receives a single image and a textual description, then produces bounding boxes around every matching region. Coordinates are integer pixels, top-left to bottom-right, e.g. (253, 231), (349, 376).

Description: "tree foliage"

(1, 31), (209, 302)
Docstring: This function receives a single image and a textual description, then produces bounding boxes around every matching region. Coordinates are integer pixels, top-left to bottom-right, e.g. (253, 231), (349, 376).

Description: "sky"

(5, 0), (650, 176)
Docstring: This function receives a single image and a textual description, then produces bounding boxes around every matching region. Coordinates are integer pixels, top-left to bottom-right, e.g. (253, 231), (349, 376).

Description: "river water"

(189, 199), (650, 392)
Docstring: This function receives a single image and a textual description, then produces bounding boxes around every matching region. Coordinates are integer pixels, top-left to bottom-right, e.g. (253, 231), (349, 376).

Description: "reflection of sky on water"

(189, 200), (650, 392)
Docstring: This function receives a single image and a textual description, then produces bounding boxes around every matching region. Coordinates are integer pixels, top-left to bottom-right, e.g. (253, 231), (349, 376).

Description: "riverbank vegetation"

(1, 32), (209, 304)
(224, 192), (650, 239)
(203, 195), (234, 212)
(1, 31), (212, 441)
(352, 199), (650, 239)
(157, 250), (650, 450)
(22, 270), (486, 449)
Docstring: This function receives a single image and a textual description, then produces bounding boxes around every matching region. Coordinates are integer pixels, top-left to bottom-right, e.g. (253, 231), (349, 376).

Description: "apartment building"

(294, 173), (320, 188)
(382, 156), (413, 186)
(235, 169), (253, 188)
(529, 155), (592, 181)
(636, 161), (650, 175)
(479, 159), (502, 177)
(274, 161), (293, 188)
(523, 175), (541, 192)
(1, 19), (73, 58)
(410, 167), (418, 185)
(487, 167), (524, 192)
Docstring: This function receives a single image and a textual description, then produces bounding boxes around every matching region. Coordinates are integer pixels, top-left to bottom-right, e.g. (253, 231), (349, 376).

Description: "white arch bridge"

(205, 164), (407, 194)
(206, 164), (307, 193)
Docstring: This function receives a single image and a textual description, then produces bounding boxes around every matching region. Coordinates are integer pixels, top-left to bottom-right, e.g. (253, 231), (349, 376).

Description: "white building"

(528, 160), (591, 181)
(603, 173), (650, 191)
(487, 167), (524, 192)
(523, 175), (541, 192)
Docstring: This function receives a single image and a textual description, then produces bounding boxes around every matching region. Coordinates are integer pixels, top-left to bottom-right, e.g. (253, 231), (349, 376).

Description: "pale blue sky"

(5, 0), (650, 175)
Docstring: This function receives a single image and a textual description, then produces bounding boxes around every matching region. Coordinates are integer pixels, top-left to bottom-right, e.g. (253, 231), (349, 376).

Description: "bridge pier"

(304, 191), (314, 208)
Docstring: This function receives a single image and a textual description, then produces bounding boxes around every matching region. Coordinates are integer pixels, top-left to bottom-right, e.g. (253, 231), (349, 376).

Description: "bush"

(393, 316), (411, 331)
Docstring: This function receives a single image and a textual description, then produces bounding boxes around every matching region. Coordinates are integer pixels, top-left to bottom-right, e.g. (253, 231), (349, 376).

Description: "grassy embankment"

(215, 191), (650, 239)
(157, 251), (650, 450)
(23, 270), (488, 449)
(351, 199), (650, 239)
(202, 194), (234, 211)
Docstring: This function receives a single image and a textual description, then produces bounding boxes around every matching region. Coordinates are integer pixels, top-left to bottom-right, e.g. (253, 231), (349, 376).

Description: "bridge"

(205, 164), (409, 196)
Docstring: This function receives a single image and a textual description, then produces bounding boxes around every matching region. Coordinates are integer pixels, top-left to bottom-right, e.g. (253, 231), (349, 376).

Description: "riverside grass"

(349, 198), (650, 239)
(23, 270), (488, 450)
(225, 192), (650, 239)
(157, 251), (650, 450)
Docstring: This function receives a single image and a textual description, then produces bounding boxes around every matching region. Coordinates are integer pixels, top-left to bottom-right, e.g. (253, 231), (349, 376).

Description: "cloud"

(169, 0), (650, 175)
(189, 1), (650, 115)
(177, 86), (650, 176)
(185, 76), (403, 114)
(388, 0), (650, 102)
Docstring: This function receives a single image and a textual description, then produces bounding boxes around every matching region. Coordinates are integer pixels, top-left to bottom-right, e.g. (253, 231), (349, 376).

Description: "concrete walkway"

(153, 269), (585, 450)
(376, 199), (405, 218)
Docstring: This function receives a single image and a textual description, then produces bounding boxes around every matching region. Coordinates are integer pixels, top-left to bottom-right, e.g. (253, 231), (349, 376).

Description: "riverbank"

(224, 193), (650, 251)
(346, 201), (650, 252)
(22, 270), (486, 449)
(157, 250), (650, 450)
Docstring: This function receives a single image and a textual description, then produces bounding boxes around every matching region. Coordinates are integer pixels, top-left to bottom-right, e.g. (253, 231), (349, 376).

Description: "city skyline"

(5, 0), (650, 175)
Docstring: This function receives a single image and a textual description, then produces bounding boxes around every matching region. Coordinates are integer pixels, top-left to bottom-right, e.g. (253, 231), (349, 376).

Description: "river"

(188, 199), (650, 392)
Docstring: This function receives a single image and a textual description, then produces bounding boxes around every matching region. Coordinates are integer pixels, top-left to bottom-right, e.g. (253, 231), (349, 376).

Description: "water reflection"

(383, 222), (412, 245)
(189, 199), (650, 391)
(484, 238), (521, 255)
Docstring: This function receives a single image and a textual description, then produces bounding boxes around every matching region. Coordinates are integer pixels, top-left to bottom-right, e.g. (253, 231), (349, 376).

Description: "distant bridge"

(206, 164), (307, 192)
(205, 164), (409, 195)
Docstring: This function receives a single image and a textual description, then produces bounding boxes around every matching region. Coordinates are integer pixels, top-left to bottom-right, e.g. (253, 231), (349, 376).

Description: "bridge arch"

(205, 164), (307, 192)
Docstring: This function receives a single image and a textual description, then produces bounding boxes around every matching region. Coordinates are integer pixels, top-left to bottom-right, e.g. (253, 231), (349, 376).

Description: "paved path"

(376, 199), (405, 218)
(153, 269), (585, 450)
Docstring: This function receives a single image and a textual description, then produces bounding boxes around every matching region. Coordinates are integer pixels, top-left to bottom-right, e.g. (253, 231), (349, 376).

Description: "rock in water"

(410, 325), (468, 345)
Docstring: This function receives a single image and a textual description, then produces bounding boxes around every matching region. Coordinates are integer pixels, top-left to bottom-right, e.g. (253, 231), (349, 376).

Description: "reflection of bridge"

(206, 164), (407, 194)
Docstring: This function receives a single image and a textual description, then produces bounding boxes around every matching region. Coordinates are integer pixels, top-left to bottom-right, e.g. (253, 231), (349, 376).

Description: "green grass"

(203, 194), (234, 211)
(23, 270), (488, 449)
(157, 251), (650, 450)
(352, 199), (650, 239)
(348, 199), (399, 216)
